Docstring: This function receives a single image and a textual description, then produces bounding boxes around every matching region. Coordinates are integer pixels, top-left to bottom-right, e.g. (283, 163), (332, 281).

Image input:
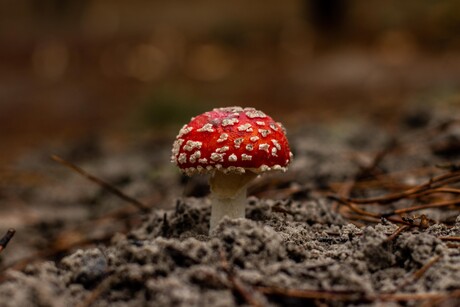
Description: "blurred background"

(1, 0), (460, 163)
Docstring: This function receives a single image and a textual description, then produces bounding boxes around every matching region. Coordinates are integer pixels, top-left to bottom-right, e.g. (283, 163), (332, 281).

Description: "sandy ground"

(0, 105), (460, 306)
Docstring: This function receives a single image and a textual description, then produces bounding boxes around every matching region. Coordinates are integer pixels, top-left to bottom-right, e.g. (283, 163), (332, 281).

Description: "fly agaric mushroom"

(171, 106), (292, 231)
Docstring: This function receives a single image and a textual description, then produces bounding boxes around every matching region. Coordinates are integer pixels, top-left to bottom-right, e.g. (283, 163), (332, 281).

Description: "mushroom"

(171, 106), (293, 231)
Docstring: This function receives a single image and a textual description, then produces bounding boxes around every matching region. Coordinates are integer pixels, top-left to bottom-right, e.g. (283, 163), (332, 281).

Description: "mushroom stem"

(209, 171), (258, 232)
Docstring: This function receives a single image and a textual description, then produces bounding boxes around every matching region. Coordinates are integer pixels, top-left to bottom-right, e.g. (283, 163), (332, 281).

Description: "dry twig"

(329, 195), (408, 225)
(385, 225), (410, 242)
(438, 236), (460, 242)
(344, 170), (460, 205)
(0, 229), (15, 254)
(390, 199), (460, 216)
(51, 155), (150, 212)
(257, 286), (460, 303)
(219, 249), (265, 307)
(329, 163), (460, 228)
(398, 254), (443, 289)
(410, 255), (443, 284)
(421, 289), (460, 307)
(1, 232), (113, 277)
(78, 273), (116, 307)
(257, 286), (359, 301)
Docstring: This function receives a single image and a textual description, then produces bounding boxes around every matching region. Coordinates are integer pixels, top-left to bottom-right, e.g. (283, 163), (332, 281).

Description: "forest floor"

(1, 103), (460, 306)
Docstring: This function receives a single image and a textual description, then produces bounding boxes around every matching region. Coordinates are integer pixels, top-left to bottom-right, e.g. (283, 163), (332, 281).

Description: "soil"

(1, 106), (460, 306)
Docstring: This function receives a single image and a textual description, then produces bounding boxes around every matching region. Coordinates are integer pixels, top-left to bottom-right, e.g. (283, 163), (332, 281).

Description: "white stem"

(209, 186), (246, 231)
(209, 171), (257, 232)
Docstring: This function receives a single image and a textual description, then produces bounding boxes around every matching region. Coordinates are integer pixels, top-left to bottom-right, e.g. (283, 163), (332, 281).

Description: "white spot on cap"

(216, 146), (229, 153)
(237, 123), (253, 132)
(234, 138), (244, 148)
(258, 129), (271, 137)
(189, 151), (201, 163)
(222, 118), (239, 126)
(244, 108), (267, 118)
(184, 167), (196, 175)
(271, 147), (278, 157)
(223, 166), (246, 174)
(217, 133), (229, 143)
(255, 121), (265, 126)
(211, 152), (225, 162)
(183, 140), (202, 151)
(271, 139), (281, 150)
(215, 106), (243, 113)
(178, 125), (193, 137)
(259, 143), (270, 152)
(172, 138), (184, 157)
(241, 154), (252, 161)
(206, 165), (213, 171)
(250, 136), (259, 142)
(229, 154), (237, 162)
(269, 123), (279, 131)
(197, 123), (215, 132)
(246, 144), (254, 151)
(198, 158), (208, 164)
(178, 153), (187, 164)
(259, 165), (270, 171)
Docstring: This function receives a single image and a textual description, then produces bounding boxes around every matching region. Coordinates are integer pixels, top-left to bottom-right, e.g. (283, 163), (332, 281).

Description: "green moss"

(132, 88), (211, 130)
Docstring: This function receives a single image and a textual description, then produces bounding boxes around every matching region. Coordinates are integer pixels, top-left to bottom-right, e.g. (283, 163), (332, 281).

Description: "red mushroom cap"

(171, 106), (293, 175)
